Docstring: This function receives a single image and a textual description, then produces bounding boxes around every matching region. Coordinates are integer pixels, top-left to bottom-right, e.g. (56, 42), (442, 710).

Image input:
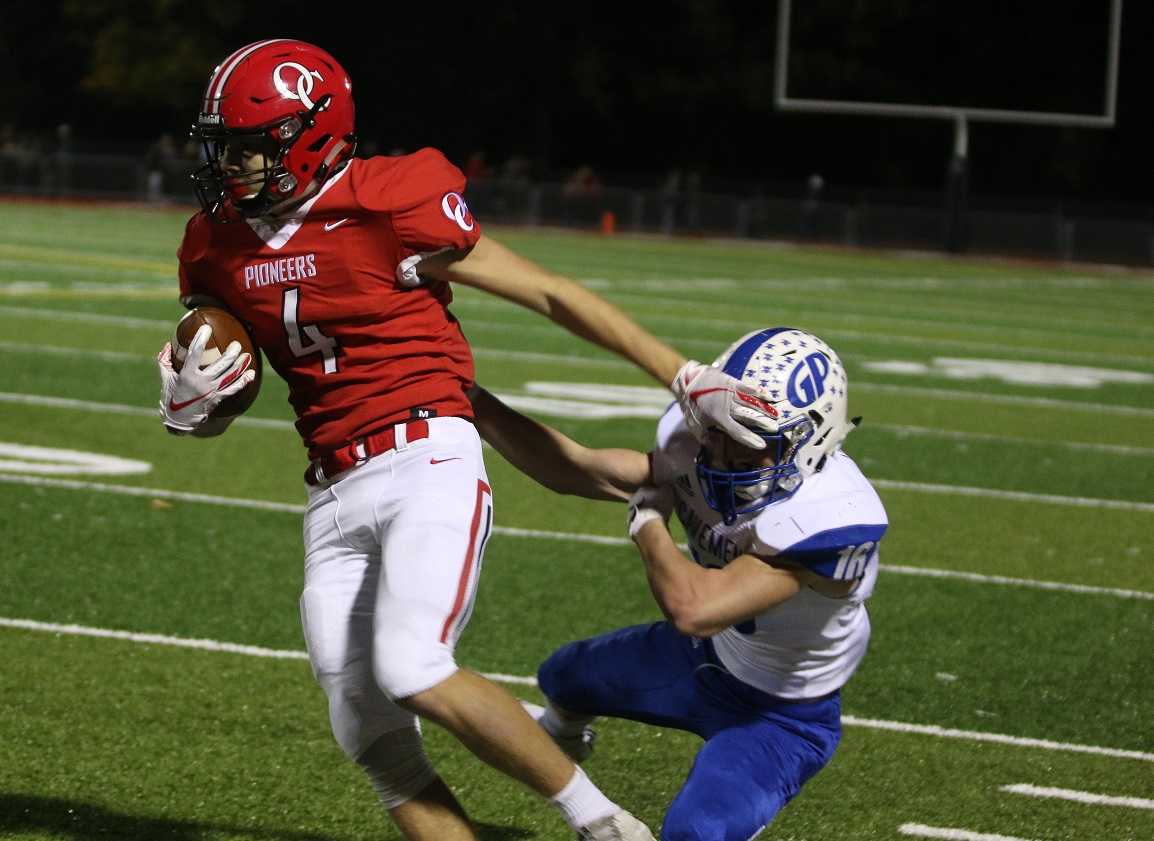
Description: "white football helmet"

(696, 327), (856, 523)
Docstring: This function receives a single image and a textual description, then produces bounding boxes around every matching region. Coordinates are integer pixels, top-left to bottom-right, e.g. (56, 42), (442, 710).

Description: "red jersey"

(177, 149), (481, 459)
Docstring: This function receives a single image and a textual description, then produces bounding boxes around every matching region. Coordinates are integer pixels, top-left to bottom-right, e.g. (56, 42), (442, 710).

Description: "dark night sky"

(4, 1), (1151, 208)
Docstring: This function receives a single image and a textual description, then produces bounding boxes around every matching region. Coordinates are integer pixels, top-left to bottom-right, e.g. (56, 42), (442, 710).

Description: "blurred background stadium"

(3, 0), (1154, 265)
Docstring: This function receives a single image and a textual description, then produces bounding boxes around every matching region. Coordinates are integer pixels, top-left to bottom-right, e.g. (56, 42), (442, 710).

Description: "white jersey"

(653, 405), (888, 700)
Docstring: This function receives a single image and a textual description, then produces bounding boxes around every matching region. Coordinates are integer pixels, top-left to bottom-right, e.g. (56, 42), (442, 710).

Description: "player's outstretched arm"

(430, 236), (683, 383)
(468, 384), (649, 502)
(428, 236), (778, 449)
(628, 488), (806, 637)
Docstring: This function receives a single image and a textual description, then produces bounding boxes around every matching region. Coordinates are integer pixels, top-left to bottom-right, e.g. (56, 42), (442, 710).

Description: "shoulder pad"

(777, 524), (887, 580)
(352, 148), (466, 213)
(752, 455), (887, 579)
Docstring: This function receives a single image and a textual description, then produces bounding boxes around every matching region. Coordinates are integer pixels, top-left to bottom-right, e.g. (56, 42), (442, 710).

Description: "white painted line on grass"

(876, 423), (1154, 457)
(0, 305), (171, 329)
(494, 525), (635, 546)
(0, 392), (294, 429)
(0, 617), (529, 687)
(898, 824), (1038, 841)
(847, 717), (1154, 762)
(854, 382), (1154, 418)
(873, 479), (1154, 513)
(2, 617), (1150, 760)
(0, 617), (308, 659)
(2, 474), (1152, 602)
(0, 340), (146, 362)
(881, 565), (1154, 601)
(7, 381), (1151, 458)
(1000, 783), (1154, 810)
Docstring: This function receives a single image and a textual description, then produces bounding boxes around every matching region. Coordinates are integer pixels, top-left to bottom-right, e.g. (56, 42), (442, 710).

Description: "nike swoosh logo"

(430, 457), (463, 465)
(168, 392), (212, 412)
(323, 218), (351, 232)
(168, 357), (251, 412)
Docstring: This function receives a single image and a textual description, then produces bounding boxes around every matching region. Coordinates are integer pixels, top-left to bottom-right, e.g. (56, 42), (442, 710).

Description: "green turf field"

(0, 200), (1151, 841)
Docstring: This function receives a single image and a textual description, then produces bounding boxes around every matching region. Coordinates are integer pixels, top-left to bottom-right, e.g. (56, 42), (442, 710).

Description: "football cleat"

(577, 810), (657, 841)
(521, 700), (596, 762)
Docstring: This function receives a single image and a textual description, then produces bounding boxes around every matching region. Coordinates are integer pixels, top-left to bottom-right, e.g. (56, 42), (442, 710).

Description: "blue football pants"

(538, 622), (841, 841)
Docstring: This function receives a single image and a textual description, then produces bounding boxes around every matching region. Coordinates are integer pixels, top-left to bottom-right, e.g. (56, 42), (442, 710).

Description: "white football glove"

(627, 485), (675, 541)
(672, 360), (780, 449)
(157, 325), (255, 433)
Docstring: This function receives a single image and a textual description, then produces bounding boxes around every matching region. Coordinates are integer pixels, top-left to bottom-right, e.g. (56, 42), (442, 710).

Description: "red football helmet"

(191, 39), (357, 219)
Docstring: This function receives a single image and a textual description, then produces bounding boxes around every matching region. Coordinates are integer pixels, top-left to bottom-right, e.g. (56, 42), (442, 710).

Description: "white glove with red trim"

(627, 485), (675, 541)
(157, 325), (255, 433)
(671, 360), (780, 448)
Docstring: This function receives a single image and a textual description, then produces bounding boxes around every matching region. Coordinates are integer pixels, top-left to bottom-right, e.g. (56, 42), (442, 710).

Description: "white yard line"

(871, 479), (1154, 513)
(0, 474), (1151, 602)
(848, 718), (1154, 762)
(0, 340), (146, 362)
(898, 824), (1039, 841)
(0, 392), (294, 429)
(999, 783), (1154, 810)
(1, 616), (1150, 760)
(0, 305), (172, 329)
(880, 566), (1154, 601)
(873, 423), (1154, 457)
(4, 380), (1154, 448)
(853, 382), (1154, 419)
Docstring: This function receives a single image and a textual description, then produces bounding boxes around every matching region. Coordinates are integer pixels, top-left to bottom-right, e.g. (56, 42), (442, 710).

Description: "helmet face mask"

(190, 39), (357, 220)
(694, 328), (853, 525)
(696, 419), (813, 525)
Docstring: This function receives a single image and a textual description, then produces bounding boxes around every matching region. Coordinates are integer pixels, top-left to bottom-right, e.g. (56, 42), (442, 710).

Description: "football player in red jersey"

(156, 39), (778, 841)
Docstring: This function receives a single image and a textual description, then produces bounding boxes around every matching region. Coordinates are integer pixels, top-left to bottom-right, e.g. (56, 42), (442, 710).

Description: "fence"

(3, 149), (1152, 267)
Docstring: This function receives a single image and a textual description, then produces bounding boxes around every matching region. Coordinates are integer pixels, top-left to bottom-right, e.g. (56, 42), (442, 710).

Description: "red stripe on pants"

(440, 479), (492, 644)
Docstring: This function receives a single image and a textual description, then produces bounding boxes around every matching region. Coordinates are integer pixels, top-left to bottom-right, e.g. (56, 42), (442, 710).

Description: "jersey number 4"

(282, 287), (339, 374)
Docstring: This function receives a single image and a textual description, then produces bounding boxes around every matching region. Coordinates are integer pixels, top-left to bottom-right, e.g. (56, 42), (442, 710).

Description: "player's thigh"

(300, 492), (414, 758)
(373, 417), (493, 696)
(538, 622), (714, 734)
(662, 713), (839, 841)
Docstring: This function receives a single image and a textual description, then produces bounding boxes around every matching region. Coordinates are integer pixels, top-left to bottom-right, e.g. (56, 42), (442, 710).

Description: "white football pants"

(299, 416), (493, 759)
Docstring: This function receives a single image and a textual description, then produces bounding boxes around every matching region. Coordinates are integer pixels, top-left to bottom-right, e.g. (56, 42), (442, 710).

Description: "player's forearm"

(633, 521), (717, 635)
(469, 385), (647, 501)
(635, 527), (802, 637)
(438, 236), (686, 385)
(539, 280), (685, 385)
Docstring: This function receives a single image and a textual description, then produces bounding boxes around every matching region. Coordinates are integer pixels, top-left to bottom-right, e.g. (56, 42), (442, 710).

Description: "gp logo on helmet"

(273, 62), (324, 109)
(787, 352), (832, 407)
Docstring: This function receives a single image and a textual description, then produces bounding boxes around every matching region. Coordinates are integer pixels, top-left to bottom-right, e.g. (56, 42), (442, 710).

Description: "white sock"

(542, 703), (593, 739)
(550, 766), (618, 830)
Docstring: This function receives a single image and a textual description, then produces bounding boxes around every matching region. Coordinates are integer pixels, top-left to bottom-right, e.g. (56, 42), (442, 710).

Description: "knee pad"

(356, 725), (438, 811)
(371, 618), (459, 699)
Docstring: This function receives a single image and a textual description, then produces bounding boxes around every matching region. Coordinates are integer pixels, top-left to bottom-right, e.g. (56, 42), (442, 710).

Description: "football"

(172, 306), (263, 418)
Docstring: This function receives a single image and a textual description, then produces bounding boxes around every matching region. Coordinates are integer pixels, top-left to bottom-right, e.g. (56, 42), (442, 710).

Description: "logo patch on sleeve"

(441, 192), (475, 232)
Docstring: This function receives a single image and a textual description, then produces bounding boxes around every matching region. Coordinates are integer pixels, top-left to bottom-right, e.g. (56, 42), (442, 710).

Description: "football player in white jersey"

(470, 327), (888, 841)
